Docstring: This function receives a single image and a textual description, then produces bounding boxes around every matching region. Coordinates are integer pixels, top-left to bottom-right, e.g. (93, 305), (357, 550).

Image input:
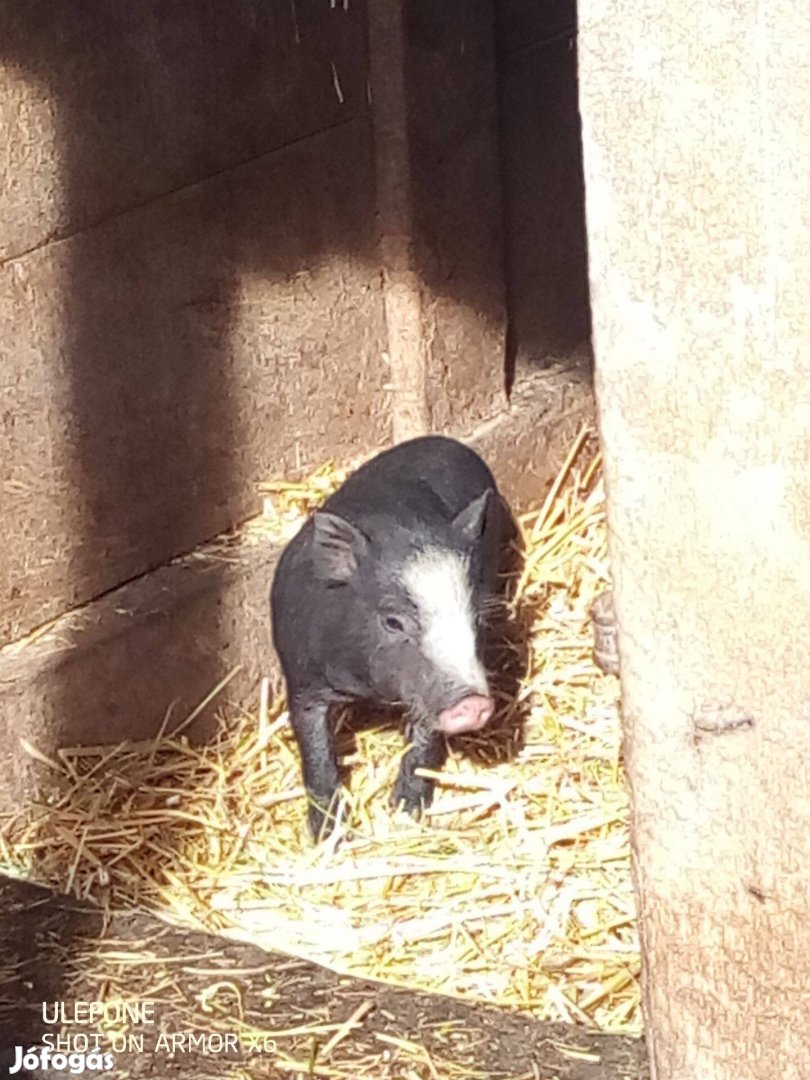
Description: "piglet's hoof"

(390, 773), (434, 819)
(307, 789), (348, 842)
(590, 589), (620, 676)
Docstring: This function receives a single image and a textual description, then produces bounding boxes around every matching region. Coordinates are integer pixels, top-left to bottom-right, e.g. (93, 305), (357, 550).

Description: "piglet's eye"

(383, 615), (405, 633)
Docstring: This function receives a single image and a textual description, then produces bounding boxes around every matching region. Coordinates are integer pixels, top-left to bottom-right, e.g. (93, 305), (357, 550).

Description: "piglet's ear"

(451, 488), (492, 544)
(311, 511), (369, 584)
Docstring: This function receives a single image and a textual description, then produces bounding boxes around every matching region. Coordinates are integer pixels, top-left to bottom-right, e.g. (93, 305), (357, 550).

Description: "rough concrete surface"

(0, 0), (369, 260)
(2, 0), (511, 654)
(0, 118), (387, 645)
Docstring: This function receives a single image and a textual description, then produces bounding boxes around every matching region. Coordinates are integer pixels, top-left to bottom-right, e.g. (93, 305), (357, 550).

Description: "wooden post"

(579, 2), (810, 1077)
(367, 0), (506, 442)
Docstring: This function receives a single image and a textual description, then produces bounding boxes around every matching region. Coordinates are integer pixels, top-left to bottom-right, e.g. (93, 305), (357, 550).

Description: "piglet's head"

(309, 492), (496, 735)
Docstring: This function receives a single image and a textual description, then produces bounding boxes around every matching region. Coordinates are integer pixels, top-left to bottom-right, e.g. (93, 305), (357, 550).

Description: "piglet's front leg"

(391, 720), (447, 817)
(289, 692), (344, 839)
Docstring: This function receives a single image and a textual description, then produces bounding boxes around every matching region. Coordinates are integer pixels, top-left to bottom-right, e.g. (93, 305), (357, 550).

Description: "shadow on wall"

(1, 0), (386, 752)
(495, 0), (592, 386)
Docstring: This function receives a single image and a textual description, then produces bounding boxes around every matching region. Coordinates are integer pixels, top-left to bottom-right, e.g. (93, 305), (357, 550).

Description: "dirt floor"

(0, 876), (648, 1080)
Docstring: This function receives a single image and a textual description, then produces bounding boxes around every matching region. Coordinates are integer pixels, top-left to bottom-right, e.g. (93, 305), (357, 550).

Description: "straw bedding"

(0, 427), (640, 1036)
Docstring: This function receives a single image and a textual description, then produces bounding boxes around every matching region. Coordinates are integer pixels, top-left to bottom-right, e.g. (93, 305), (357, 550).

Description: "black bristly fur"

(270, 436), (511, 840)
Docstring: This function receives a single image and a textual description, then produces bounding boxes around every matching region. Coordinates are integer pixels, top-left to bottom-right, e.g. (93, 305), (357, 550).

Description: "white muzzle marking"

(401, 547), (489, 696)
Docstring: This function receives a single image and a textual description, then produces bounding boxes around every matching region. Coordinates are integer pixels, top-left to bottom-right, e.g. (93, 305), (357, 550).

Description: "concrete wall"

(0, 1), (388, 644)
(0, 0), (524, 796)
(0, 0), (507, 648)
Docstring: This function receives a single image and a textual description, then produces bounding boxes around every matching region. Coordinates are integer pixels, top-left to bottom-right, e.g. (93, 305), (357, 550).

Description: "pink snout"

(437, 694), (494, 736)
